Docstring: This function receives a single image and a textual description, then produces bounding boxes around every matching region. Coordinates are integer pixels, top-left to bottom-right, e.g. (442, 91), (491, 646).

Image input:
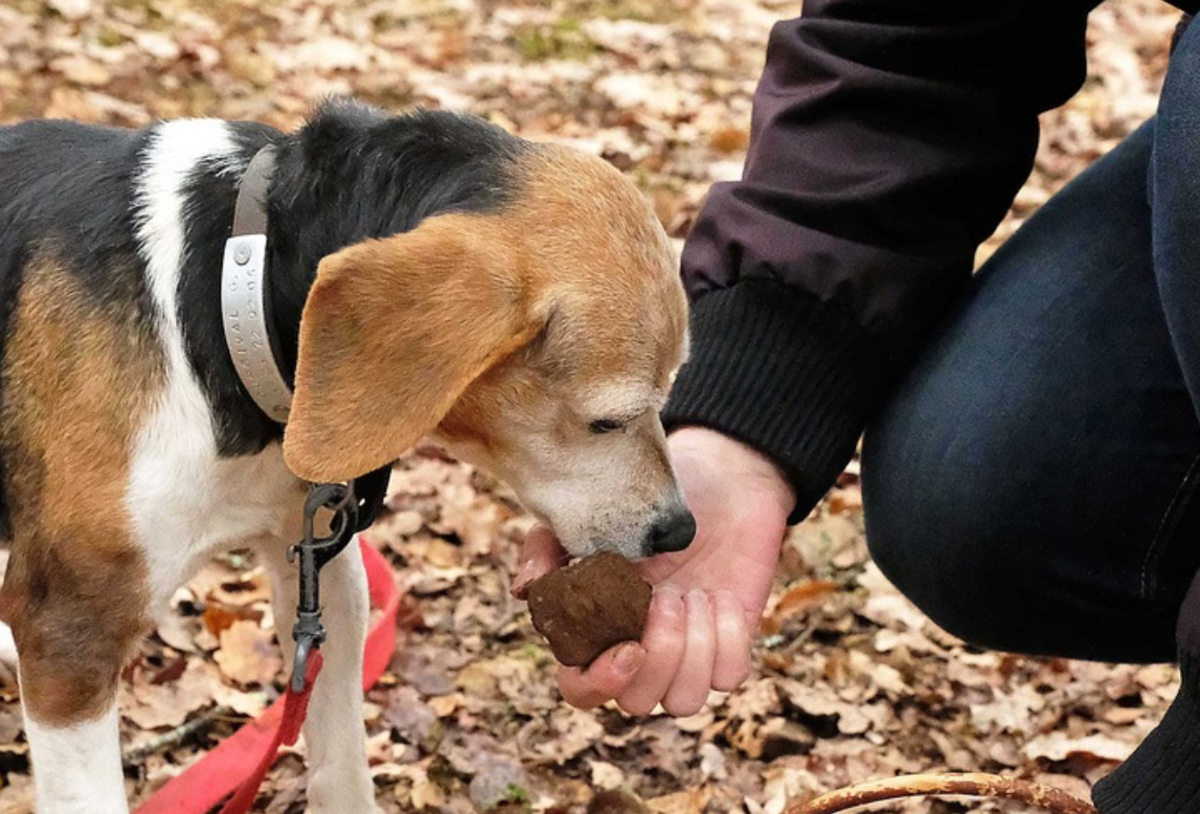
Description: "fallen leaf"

(124, 661), (219, 730)
(1022, 731), (1134, 763)
(213, 620), (282, 687)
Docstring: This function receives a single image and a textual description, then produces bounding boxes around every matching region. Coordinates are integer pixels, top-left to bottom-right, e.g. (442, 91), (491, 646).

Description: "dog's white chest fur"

(126, 433), (300, 607)
(126, 118), (303, 608)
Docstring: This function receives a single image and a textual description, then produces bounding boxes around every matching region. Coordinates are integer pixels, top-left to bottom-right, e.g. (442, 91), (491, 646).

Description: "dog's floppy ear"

(283, 213), (536, 482)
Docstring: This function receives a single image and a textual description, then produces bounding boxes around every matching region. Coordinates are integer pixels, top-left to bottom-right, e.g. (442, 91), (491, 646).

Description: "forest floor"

(0, 0), (1187, 812)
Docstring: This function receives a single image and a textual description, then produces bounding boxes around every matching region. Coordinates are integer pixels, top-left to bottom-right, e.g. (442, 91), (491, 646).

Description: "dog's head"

(283, 143), (693, 558)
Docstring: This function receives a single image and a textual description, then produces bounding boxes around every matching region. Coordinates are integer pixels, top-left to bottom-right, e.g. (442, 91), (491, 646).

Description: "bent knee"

(860, 393), (1054, 653)
(860, 481), (1020, 651)
(860, 398), (1180, 661)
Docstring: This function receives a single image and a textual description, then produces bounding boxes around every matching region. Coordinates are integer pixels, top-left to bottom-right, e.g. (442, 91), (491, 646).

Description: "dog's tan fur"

(284, 213), (543, 481)
(286, 145), (689, 555)
(0, 122), (689, 814)
(0, 256), (164, 726)
(286, 146), (685, 478)
(0, 144), (687, 726)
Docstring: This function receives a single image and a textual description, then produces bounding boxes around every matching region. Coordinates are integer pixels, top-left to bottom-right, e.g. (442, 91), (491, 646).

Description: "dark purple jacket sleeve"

(662, 0), (1097, 519)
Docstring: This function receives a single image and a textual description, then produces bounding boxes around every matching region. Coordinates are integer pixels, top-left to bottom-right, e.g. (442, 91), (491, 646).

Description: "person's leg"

(1091, 19), (1200, 813)
(862, 119), (1200, 664)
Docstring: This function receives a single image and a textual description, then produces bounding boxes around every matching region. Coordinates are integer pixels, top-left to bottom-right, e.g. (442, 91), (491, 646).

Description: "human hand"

(514, 427), (795, 716)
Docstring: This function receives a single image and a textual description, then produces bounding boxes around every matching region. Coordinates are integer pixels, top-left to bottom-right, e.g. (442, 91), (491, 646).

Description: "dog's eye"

(589, 418), (626, 435)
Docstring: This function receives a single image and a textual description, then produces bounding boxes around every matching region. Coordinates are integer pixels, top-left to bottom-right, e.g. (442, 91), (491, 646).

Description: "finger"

(512, 524), (568, 597)
(616, 587), (687, 715)
(711, 590), (753, 691)
(557, 642), (646, 709)
(661, 590), (717, 716)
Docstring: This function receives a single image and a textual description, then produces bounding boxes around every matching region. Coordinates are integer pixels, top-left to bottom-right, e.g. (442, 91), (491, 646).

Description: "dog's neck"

(263, 103), (526, 384)
(202, 102), (525, 457)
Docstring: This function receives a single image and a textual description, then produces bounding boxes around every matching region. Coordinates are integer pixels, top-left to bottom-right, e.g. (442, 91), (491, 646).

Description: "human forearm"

(667, 0), (1096, 519)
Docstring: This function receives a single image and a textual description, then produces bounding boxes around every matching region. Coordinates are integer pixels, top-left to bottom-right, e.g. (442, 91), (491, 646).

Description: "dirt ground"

(0, 0), (1187, 812)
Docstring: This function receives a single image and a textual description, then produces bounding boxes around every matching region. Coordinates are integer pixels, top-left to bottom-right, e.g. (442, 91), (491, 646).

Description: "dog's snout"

(647, 509), (696, 554)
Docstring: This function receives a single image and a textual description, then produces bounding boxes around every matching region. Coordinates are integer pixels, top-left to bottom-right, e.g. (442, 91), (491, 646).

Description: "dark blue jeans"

(862, 109), (1200, 664)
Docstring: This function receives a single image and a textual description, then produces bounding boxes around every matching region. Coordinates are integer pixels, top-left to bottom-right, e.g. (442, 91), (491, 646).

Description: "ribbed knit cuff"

(1092, 651), (1200, 813)
(662, 281), (895, 524)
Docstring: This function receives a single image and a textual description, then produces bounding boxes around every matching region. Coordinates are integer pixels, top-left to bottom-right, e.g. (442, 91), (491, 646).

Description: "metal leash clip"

(287, 481), (360, 692)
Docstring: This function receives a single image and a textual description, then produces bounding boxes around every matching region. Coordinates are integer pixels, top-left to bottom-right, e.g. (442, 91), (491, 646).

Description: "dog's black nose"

(647, 509), (697, 554)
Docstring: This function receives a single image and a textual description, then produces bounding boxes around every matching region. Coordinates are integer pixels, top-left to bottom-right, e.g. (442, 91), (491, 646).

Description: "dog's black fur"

(0, 100), (531, 533)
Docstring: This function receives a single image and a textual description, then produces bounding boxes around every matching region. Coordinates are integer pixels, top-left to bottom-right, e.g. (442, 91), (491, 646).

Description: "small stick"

(121, 706), (232, 766)
(789, 773), (1097, 814)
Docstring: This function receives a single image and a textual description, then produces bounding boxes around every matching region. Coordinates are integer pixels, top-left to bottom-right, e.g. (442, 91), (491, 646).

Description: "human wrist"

(662, 282), (889, 522)
(668, 426), (796, 521)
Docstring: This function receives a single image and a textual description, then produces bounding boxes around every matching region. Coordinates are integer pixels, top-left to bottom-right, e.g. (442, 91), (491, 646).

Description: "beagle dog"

(0, 100), (694, 814)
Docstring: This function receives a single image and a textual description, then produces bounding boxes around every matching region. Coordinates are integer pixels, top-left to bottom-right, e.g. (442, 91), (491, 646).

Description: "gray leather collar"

(221, 145), (293, 424)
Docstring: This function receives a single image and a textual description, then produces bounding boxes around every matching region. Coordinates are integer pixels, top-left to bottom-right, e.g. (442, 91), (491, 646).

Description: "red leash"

(135, 536), (402, 814)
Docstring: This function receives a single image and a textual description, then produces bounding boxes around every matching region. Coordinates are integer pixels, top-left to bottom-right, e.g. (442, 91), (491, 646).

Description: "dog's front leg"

(1, 536), (143, 814)
(266, 542), (377, 814)
(22, 705), (128, 814)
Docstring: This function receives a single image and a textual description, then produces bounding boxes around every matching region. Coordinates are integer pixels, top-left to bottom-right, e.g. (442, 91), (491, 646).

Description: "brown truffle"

(525, 551), (652, 667)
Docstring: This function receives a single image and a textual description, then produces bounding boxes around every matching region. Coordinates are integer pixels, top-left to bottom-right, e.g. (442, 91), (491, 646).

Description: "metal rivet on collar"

(221, 145), (293, 425)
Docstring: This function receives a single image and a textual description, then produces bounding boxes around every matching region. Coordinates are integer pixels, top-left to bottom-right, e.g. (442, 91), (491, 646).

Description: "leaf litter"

(0, 0), (1184, 811)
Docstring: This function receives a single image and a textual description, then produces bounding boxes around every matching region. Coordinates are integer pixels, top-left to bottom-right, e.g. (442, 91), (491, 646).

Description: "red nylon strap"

(214, 650), (322, 814)
(134, 537), (401, 814)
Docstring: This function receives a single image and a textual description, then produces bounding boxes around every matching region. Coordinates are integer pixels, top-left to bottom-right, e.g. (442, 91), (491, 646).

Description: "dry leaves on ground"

(0, 0), (1185, 812)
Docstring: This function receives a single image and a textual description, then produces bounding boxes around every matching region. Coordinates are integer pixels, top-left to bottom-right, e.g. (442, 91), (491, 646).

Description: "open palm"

(518, 428), (794, 716)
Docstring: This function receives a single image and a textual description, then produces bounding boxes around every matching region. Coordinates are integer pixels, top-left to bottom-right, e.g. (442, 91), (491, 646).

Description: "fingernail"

(511, 561), (536, 598)
(612, 643), (642, 675)
(656, 587), (684, 619)
(517, 558), (537, 582)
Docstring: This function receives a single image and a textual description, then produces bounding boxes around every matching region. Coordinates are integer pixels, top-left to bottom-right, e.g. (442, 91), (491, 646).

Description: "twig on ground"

(121, 706), (233, 766)
(789, 773), (1097, 814)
